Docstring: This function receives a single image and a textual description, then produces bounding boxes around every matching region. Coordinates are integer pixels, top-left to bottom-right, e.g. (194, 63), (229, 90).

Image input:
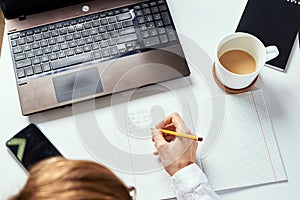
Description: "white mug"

(215, 32), (279, 90)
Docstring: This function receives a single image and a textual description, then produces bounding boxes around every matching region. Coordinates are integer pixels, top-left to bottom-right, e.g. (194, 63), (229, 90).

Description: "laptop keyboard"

(8, 0), (180, 81)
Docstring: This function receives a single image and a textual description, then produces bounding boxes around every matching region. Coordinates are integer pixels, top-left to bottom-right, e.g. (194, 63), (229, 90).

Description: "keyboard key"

(18, 38), (26, 45)
(52, 45), (60, 52)
(58, 51), (66, 58)
(41, 55), (49, 62)
(26, 36), (34, 43)
(102, 48), (110, 57)
(100, 40), (108, 48)
(143, 36), (160, 47)
(33, 65), (43, 74)
(122, 20), (133, 28)
(110, 46), (118, 56)
(166, 26), (177, 41)
(25, 67), (34, 76)
(14, 53), (26, 61)
(61, 43), (69, 50)
(98, 26), (107, 33)
(116, 13), (132, 21)
(143, 8), (151, 15)
(121, 8), (129, 13)
(42, 63), (51, 72)
(68, 26), (75, 33)
(159, 4), (167, 11)
(34, 34), (43, 41)
(146, 22), (155, 28)
(93, 50), (102, 59)
(66, 50), (75, 56)
(92, 43), (100, 50)
(100, 18), (108, 25)
(117, 33), (138, 44)
(149, 29), (158, 36)
(13, 46), (23, 54)
(93, 35), (102, 42)
(48, 38), (57, 45)
(159, 34), (168, 43)
(153, 13), (161, 20)
(75, 47), (84, 54)
(85, 37), (93, 44)
(119, 27), (136, 36)
(34, 49), (43, 56)
(83, 45), (92, 52)
(44, 47), (52, 54)
(51, 53), (93, 70)
(16, 60), (32, 68)
(11, 40), (17, 47)
(108, 16), (116, 24)
(141, 3), (149, 8)
(43, 32), (51, 39)
(76, 24), (84, 31)
(92, 21), (101, 27)
(151, 6), (159, 13)
(161, 11), (171, 25)
(23, 44), (32, 52)
(49, 53), (58, 60)
(155, 20), (164, 27)
(32, 57), (41, 65)
(40, 40), (48, 47)
(27, 52), (35, 58)
(135, 10), (143, 17)
(17, 69), (26, 78)
(90, 28), (98, 35)
(141, 31), (149, 38)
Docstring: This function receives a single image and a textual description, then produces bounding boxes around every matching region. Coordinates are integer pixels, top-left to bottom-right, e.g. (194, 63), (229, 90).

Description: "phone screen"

(6, 123), (62, 171)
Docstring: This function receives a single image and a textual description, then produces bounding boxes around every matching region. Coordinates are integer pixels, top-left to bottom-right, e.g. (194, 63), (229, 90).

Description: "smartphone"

(6, 123), (63, 172)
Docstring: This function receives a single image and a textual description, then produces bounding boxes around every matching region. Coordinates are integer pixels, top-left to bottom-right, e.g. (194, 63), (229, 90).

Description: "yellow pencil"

(160, 129), (203, 141)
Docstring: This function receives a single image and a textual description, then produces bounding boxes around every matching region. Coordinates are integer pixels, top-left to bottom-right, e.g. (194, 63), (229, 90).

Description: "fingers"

(163, 113), (186, 132)
(155, 120), (165, 129)
(151, 128), (167, 147)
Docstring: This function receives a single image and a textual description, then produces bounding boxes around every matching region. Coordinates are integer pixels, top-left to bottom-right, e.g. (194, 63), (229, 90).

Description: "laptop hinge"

(18, 15), (26, 21)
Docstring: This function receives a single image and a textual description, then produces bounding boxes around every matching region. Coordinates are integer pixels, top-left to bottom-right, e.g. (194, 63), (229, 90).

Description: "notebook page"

(120, 102), (196, 200)
(200, 89), (287, 191)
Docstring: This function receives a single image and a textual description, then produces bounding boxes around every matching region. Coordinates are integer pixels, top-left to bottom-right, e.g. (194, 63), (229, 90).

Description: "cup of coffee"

(214, 32), (279, 91)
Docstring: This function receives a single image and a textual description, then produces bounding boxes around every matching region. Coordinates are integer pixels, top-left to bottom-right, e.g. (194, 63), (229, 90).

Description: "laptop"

(0, 0), (190, 115)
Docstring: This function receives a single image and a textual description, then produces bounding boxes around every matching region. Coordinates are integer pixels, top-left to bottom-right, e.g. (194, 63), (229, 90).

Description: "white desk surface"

(1, 0), (300, 199)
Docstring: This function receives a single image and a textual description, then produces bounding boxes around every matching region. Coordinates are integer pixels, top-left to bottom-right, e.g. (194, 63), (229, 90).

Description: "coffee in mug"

(219, 50), (256, 75)
(214, 32), (279, 91)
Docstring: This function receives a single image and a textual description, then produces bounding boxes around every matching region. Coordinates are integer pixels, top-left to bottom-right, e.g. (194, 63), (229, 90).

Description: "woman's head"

(10, 157), (133, 200)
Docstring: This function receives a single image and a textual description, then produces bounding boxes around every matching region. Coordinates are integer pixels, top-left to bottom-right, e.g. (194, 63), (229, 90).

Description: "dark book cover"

(236, 0), (300, 71)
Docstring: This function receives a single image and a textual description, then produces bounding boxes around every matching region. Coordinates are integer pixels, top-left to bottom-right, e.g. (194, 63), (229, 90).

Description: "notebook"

(0, 0), (190, 115)
(109, 89), (287, 199)
(236, 0), (300, 71)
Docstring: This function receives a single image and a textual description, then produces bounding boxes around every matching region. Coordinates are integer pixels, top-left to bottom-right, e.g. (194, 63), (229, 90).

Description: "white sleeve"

(171, 163), (220, 200)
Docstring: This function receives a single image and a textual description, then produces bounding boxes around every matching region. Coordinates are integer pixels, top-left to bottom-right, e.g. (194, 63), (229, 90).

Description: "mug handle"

(266, 46), (279, 62)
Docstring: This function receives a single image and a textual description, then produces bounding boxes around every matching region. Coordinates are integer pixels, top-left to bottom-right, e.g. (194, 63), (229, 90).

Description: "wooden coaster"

(212, 63), (258, 94)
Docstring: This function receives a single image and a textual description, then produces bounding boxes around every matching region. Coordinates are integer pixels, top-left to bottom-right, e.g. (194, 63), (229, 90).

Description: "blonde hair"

(10, 157), (132, 200)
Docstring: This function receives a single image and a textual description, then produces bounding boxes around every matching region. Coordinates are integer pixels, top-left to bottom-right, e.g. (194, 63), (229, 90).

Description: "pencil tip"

(198, 137), (203, 141)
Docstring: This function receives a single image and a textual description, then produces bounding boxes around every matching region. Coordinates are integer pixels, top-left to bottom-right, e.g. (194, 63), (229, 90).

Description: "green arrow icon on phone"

(7, 138), (26, 161)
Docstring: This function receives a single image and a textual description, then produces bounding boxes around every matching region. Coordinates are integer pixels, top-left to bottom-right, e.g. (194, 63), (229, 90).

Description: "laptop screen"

(0, 0), (90, 19)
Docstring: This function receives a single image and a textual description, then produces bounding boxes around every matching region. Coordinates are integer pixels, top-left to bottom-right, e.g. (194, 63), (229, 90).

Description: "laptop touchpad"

(53, 67), (103, 103)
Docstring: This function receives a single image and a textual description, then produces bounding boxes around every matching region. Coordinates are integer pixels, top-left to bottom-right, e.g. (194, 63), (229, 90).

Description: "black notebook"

(236, 0), (300, 71)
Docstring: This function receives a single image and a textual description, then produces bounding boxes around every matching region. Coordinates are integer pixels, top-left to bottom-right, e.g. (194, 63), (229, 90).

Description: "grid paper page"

(120, 102), (195, 199)
(200, 90), (287, 191)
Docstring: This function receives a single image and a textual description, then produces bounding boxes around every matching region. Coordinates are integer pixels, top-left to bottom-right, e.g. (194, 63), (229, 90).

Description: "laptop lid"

(0, 0), (89, 19)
